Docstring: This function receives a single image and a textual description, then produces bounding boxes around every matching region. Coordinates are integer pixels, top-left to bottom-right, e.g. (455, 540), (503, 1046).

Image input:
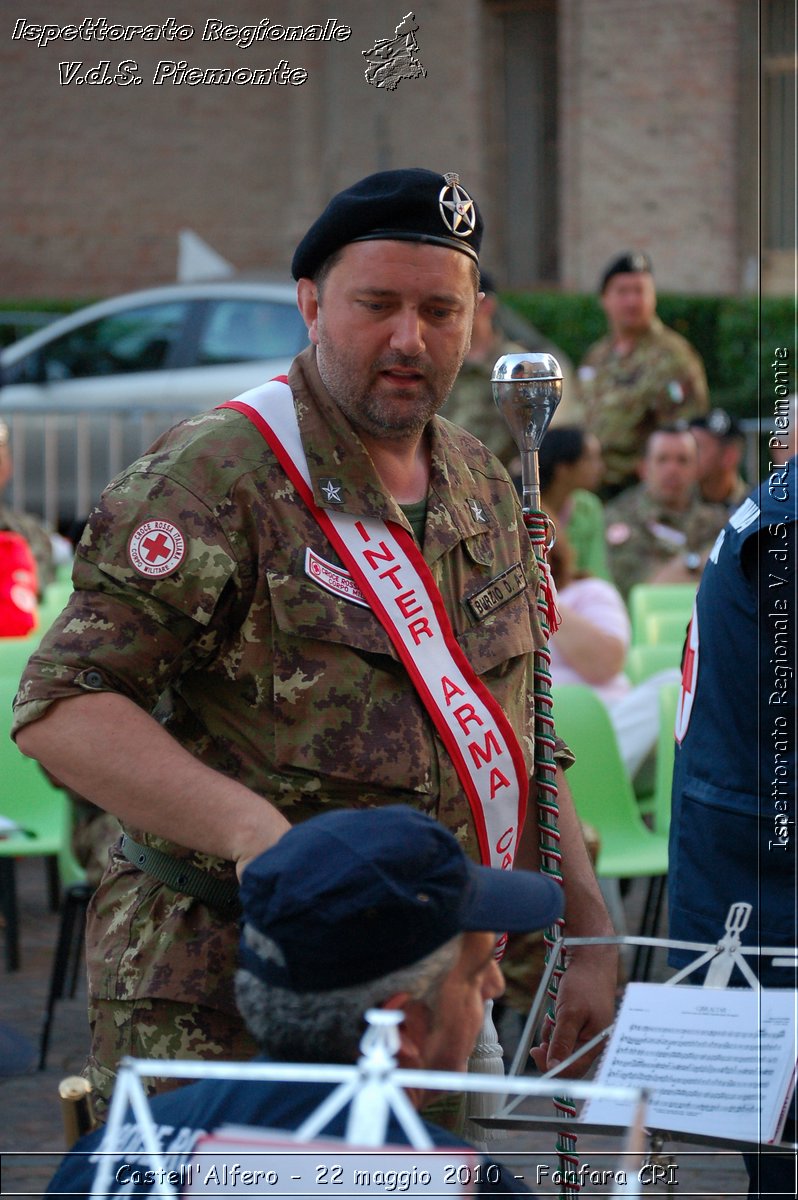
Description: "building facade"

(1, 0), (793, 298)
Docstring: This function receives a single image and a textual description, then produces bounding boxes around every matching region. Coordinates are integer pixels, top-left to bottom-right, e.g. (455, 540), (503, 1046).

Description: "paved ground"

(0, 859), (764, 1198)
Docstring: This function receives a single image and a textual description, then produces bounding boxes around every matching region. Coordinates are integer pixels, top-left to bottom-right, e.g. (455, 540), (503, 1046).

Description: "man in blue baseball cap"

(47, 806), (562, 1197)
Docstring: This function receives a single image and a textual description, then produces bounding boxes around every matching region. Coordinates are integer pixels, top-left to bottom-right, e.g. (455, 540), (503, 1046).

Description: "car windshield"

(197, 299), (307, 365)
(15, 302), (188, 382)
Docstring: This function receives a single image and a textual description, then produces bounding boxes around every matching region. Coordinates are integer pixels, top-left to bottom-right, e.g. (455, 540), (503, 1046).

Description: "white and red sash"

(221, 379), (528, 872)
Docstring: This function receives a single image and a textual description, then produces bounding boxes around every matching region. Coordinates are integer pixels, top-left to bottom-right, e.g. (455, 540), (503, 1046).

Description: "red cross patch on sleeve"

(128, 520), (186, 578)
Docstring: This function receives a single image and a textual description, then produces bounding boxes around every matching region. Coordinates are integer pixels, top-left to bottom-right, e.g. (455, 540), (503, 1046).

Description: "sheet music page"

(582, 983), (797, 1144)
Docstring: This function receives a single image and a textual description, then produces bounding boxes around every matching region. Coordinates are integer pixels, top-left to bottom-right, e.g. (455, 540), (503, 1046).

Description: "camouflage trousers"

(84, 998), (258, 1120)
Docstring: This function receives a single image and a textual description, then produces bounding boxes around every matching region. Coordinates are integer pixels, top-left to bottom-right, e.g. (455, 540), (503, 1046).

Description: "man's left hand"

(529, 945), (618, 1077)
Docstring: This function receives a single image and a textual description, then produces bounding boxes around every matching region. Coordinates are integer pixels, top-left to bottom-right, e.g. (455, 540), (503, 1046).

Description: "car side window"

(197, 300), (307, 365)
(30, 303), (188, 381)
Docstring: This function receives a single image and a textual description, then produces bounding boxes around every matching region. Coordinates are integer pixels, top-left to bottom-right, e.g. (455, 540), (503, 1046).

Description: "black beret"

(291, 168), (483, 281)
(690, 408), (743, 442)
(478, 268), (497, 295)
(599, 250), (653, 292)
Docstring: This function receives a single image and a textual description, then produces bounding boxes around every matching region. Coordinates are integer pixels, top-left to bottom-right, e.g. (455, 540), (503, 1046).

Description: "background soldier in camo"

(577, 252), (709, 496)
(605, 425), (728, 599)
(13, 169), (617, 1115)
(439, 271), (578, 470)
(688, 409), (750, 513)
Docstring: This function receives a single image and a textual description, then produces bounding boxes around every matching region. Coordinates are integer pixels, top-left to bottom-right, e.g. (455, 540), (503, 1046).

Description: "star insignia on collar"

(439, 173), (476, 239)
(468, 498), (487, 522)
(321, 479), (343, 504)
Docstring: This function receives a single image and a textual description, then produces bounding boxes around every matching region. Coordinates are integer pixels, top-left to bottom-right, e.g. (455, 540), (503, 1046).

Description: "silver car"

(0, 281), (308, 531)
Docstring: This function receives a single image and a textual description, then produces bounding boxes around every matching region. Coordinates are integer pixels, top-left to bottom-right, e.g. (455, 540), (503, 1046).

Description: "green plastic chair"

(39, 804), (92, 1069)
(0, 673), (71, 970)
(552, 683), (670, 879)
(54, 561), (75, 587)
(0, 634), (42, 681)
(651, 682), (681, 838)
(36, 579), (74, 634)
(628, 582), (696, 644)
(641, 609), (692, 647)
(624, 642), (684, 685)
(552, 683), (670, 977)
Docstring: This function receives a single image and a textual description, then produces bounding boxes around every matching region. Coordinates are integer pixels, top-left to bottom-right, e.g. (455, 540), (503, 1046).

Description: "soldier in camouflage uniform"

(439, 273), (578, 468)
(0, 418), (55, 595)
(13, 169), (616, 1112)
(689, 409), (751, 513)
(605, 426), (728, 600)
(578, 252), (709, 496)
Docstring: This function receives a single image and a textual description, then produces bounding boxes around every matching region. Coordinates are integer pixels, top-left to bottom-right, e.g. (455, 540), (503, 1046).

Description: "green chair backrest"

(625, 642), (684, 685)
(641, 610), (692, 647)
(551, 683), (669, 879)
(54, 561), (75, 587)
(628, 582), (696, 644)
(0, 634), (42, 682)
(652, 683), (681, 838)
(36, 580), (74, 634)
(0, 673), (71, 860)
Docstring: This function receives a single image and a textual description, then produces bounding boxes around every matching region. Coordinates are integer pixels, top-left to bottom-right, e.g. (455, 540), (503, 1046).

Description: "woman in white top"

(548, 528), (678, 785)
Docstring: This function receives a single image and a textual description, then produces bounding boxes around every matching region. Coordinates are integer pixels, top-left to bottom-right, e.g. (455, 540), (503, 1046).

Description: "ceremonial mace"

(493, 354), (580, 1198)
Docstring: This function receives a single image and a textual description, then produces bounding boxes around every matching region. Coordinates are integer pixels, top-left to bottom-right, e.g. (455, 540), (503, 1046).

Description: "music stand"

(480, 903), (797, 1159)
(88, 1010), (649, 1200)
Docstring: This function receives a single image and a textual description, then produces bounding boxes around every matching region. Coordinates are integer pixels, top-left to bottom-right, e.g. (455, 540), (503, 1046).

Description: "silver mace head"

(492, 352), (562, 515)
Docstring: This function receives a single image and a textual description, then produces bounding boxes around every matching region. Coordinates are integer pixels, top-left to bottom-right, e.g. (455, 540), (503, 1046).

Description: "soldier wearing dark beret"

(598, 250), (653, 294)
(688, 408), (750, 511)
(578, 250), (709, 497)
(13, 168), (616, 1114)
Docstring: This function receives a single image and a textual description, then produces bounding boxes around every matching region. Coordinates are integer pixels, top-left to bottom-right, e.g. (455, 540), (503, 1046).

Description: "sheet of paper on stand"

(582, 982), (797, 1145)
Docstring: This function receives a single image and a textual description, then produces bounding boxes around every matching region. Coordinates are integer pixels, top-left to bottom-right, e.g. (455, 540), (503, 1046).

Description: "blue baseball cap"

(239, 806), (562, 992)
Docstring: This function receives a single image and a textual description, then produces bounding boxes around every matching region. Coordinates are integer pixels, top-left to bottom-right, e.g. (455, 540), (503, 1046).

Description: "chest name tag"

(466, 562), (527, 621)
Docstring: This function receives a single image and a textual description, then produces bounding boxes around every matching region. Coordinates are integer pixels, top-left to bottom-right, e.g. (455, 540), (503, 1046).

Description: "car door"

(0, 300), (195, 527)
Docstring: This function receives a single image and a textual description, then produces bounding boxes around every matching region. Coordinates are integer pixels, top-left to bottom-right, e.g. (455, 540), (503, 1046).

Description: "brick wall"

(0, 0), (762, 300)
(0, 0), (494, 299)
(559, 0), (746, 294)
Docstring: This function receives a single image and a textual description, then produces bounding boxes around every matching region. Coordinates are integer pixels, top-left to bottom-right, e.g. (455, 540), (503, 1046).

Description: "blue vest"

(668, 457), (797, 977)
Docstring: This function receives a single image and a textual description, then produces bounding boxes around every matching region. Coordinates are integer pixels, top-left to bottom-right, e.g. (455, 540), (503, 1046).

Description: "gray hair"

(235, 928), (462, 1063)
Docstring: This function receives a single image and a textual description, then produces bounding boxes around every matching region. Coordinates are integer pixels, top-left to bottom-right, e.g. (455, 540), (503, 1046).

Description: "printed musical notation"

(583, 983), (797, 1144)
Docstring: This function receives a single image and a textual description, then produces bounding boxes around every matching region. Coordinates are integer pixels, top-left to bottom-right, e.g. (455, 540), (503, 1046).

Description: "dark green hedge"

(503, 291), (795, 419)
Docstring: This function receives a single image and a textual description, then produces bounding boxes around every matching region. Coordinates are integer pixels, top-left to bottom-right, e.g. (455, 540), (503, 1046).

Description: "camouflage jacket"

(438, 337), (523, 467)
(604, 483), (728, 599)
(13, 347), (550, 1013)
(578, 318), (709, 490)
(709, 474), (751, 514)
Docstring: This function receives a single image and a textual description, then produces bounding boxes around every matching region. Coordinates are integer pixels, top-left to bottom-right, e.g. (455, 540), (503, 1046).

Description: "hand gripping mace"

(493, 354), (579, 1198)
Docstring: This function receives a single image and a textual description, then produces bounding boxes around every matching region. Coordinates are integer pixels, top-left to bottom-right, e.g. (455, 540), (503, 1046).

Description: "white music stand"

(480, 903), (797, 1158)
(89, 1010), (649, 1200)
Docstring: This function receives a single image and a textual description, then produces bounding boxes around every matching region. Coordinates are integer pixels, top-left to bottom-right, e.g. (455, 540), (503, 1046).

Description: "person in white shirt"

(548, 527), (678, 786)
